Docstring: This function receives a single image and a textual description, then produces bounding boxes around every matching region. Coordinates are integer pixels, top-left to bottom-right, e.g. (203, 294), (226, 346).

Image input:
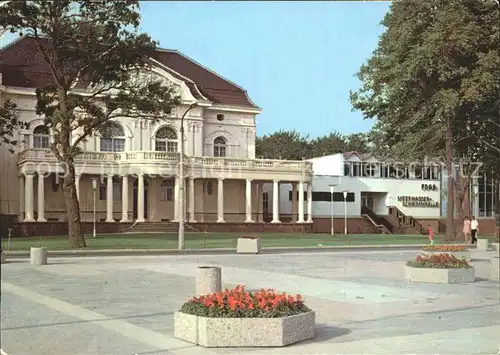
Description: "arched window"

(155, 126), (178, 152)
(160, 179), (174, 201)
(213, 136), (226, 157)
(33, 125), (50, 148)
(100, 122), (125, 152)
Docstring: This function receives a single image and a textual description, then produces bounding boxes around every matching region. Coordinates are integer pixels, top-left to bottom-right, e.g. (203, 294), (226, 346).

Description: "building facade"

(0, 37), (313, 232)
(266, 152), (497, 234)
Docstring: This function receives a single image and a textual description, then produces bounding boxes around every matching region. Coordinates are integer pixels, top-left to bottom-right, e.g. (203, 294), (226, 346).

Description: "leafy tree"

(255, 130), (312, 160)
(309, 131), (346, 156)
(350, 0), (499, 241)
(0, 100), (30, 153)
(344, 132), (371, 153)
(0, 1), (181, 248)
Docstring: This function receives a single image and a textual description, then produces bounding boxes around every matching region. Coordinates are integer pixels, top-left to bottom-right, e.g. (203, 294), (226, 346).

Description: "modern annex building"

(0, 37), (313, 236)
(265, 152), (498, 235)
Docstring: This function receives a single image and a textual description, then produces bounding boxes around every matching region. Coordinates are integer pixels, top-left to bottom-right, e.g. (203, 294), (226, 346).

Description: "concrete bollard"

(490, 257), (499, 281)
(30, 247), (48, 265)
(196, 266), (221, 296)
(476, 239), (489, 252)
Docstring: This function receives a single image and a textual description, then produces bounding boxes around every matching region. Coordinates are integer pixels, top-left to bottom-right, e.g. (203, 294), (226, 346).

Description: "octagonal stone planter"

(490, 257), (499, 281)
(174, 311), (315, 347)
(405, 266), (475, 284)
(420, 250), (471, 262)
(237, 237), (261, 254)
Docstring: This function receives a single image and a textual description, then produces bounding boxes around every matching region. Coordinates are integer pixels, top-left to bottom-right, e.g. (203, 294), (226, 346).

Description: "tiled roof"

(343, 151), (376, 160)
(0, 37), (259, 109)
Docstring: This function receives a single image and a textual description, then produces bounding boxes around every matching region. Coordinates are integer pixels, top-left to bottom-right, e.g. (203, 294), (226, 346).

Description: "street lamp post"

(178, 102), (198, 250)
(329, 184), (336, 235)
(343, 191), (348, 235)
(473, 180), (479, 218)
(91, 178), (97, 238)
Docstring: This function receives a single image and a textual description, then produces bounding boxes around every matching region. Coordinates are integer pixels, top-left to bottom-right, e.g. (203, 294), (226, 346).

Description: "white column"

(75, 174), (81, 202)
(24, 173), (35, 222)
(307, 182), (313, 223)
(105, 175), (114, 222)
(256, 182), (262, 222)
(120, 175), (129, 222)
(19, 175), (25, 221)
(217, 178), (225, 223)
(291, 183), (298, 222)
(188, 177), (196, 223)
(271, 180), (280, 223)
(245, 179), (253, 223)
(298, 181), (305, 223)
(137, 173), (145, 222)
(37, 174), (46, 222)
(173, 176), (180, 222)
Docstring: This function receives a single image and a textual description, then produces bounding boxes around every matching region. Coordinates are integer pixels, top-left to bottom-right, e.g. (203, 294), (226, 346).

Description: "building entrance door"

(361, 192), (374, 211)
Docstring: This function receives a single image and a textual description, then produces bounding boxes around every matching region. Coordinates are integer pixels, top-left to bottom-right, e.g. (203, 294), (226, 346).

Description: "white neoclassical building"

(0, 37), (313, 231)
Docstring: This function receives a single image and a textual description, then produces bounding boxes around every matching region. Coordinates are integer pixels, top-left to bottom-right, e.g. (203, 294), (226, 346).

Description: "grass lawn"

(0, 232), (455, 251)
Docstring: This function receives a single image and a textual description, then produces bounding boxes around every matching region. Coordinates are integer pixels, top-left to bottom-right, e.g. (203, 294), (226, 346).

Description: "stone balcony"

(17, 149), (313, 181)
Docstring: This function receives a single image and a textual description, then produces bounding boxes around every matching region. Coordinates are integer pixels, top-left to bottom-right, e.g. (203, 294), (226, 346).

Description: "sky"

(0, 1), (391, 138)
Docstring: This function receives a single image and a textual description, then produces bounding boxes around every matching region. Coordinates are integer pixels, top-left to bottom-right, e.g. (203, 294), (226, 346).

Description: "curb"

(2, 244), (477, 259)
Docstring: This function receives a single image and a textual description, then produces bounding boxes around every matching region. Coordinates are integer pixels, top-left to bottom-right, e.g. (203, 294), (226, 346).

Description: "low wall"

(189, 222), (313, 234)
(312, 218), (378, 234)
(13, 222), (134, 237)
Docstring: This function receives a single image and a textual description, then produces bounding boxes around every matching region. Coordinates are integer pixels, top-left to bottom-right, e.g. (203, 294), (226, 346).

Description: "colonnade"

(20, 172), (313, 223)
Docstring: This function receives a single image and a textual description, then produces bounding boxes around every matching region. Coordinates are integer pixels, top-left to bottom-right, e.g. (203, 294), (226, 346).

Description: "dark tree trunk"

(495, 178), (500, 239)
(63, 156), (86, 248)
(445, 118), (455, 242)
(454, 176), (470, 242)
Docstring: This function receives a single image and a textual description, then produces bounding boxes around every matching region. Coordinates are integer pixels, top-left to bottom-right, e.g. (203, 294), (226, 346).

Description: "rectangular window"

(113, 182), (122, 201)
(289, 191), (355, 202)
(155, 141), (166, 152)
(34, 136), (49, 149)
(99, 182), (106, 200)
(99, 181), (122, 200)
(100, 138), (113, 152)
(155, 141), (178, 152)
(214, 146), (226, 157)
(113, 139), (125, 152)
(343, 163), (351, 176)
(352, 163), (360, 176)
(100, 138), (125, 152)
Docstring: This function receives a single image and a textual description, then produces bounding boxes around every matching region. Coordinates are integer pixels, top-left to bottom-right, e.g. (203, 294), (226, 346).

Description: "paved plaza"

(1, 249), (499, 355)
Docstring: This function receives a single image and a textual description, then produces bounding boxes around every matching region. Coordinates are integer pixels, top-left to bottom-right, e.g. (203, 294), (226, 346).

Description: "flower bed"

(420, 245), (471, 261)
(237, 236), (261, 254)
(174, 285), (315, 347)
(421, 245), (466, 252)
(405, 254), (474, 284)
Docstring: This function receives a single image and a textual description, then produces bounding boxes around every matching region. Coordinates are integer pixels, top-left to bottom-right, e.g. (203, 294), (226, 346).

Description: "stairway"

(388, 206), (426, 235)
(362, 214), (391, 234)
(361, 205), (393, 234)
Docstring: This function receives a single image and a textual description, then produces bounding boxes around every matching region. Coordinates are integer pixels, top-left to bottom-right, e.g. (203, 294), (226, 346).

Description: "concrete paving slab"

(1, 248), (499, 354)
